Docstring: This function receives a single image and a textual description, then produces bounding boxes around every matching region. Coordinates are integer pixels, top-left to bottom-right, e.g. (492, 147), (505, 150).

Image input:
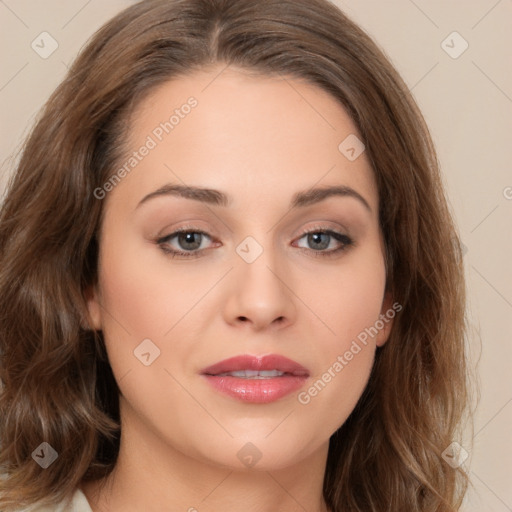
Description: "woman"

(0, 0), (472, 510)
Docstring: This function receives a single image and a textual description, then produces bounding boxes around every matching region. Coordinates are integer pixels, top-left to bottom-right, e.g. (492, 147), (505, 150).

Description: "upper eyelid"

(160, 221), (351, 238)
(159, 224), (349, 238)
(157, 225), (351, 248)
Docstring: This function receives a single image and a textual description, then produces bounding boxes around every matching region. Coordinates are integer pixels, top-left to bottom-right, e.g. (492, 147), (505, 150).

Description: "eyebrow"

(136, 183), (372, 212)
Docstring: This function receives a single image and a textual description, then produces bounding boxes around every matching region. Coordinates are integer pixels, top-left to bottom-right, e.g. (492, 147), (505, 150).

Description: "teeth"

(217, 369), (286, 378)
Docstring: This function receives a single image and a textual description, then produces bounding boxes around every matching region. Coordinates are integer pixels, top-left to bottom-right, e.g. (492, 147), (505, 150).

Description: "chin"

(191, 433), (322, 472)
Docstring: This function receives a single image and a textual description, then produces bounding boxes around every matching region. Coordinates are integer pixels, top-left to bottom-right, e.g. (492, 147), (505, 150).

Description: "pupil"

(180, 232), (201, 250)
(310, 233), (328, 250)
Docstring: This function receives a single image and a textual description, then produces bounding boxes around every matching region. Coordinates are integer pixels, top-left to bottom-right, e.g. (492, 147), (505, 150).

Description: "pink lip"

(201, 354), (310, 404)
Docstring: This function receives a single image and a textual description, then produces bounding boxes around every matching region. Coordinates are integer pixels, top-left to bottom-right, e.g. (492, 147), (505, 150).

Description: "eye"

(156, 228), (215, 259)
(294, 229), (354, 258)
(156, 226), (354, 259)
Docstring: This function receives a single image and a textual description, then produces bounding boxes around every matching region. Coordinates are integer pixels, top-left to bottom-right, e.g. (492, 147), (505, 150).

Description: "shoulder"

(16, 488), (92, 512)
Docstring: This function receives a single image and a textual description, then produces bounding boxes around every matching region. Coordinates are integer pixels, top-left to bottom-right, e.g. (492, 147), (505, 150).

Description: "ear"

(375, 290), (396, 347)
(83, 283), (103, 331)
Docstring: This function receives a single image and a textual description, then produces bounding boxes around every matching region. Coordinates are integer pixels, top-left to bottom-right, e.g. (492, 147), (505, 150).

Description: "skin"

(83, 64), (394, 512)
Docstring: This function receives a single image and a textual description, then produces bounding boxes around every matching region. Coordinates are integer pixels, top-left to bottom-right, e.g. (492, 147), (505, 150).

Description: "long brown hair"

(0, 0), (473, 510)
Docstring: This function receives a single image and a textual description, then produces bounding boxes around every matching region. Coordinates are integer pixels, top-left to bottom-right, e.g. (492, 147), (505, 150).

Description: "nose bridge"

(223, 231), (296, 329)
(236, 232), (284, 300)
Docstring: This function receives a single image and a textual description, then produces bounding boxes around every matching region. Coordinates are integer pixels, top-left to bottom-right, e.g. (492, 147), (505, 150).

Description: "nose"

(222, 244), (297, 332)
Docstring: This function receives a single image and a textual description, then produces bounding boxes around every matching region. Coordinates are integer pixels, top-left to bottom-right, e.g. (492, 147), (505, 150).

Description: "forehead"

(110, 65), (378, 214)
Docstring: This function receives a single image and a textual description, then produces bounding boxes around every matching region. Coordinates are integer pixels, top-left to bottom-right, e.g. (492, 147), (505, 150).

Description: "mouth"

(200, 354), (310, 403)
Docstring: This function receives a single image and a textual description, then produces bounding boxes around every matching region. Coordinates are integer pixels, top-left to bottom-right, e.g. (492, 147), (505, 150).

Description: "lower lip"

(202, 375), (308, 403)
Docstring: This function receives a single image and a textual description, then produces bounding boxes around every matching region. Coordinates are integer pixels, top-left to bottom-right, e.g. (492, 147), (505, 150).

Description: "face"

(87, 65), (394, 472)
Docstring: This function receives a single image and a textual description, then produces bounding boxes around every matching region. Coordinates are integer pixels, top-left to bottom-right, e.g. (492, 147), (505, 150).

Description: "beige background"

(1, 1), (511, 510)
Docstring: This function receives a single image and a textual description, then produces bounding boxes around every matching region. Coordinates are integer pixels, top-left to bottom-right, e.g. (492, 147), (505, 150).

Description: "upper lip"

(201, 354), (310, 377)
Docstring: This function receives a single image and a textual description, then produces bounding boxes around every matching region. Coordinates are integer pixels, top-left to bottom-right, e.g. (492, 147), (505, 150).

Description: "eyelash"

(156, 225), (354, 259)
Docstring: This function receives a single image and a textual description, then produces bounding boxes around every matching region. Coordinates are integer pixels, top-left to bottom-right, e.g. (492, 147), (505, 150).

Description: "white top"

(19, 489), (92, 512)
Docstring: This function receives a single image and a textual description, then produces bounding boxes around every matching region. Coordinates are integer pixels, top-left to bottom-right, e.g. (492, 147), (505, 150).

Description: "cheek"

(97, 234), (209, 338)
(318, 248), (386, 348)
(299, 252), (385, 428)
